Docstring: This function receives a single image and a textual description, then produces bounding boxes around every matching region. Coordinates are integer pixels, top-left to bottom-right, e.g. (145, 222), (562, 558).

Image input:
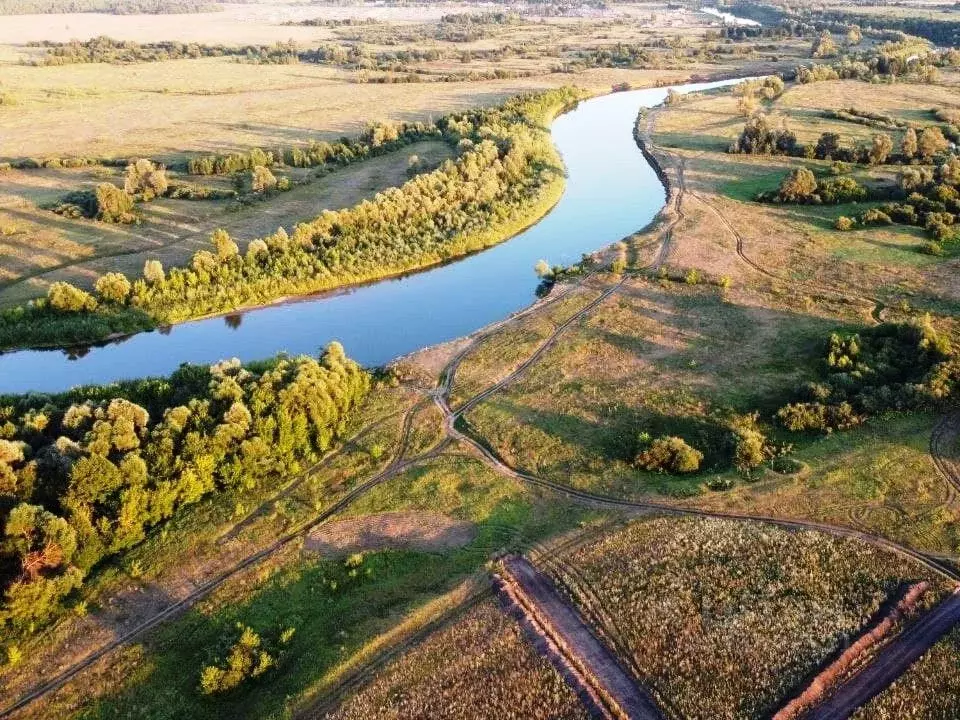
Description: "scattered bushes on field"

(776, 319), (956, 432)
(758, 169), (867, 205)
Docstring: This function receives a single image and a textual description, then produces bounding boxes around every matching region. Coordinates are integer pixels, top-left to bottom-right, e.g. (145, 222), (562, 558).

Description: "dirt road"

(498, 555), (664, 720)
(806, 589), (960, 719)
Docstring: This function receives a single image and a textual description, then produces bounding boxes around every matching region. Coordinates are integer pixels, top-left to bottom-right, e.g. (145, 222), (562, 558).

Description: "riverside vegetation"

(0, 342), (368, 636)
(0, 88), (582, 350)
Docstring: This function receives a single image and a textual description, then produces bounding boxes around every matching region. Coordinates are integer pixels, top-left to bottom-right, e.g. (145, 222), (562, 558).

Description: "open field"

(319, 599), (590, 720)
(549, 516), (949, 719)
(0, 139), (452, 306)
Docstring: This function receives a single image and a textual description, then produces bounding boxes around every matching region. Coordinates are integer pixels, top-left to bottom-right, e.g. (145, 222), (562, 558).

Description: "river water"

(0, 79), (742, 394)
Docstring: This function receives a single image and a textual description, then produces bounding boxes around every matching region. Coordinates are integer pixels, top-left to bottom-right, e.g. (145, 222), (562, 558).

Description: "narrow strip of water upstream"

(0, 78), (742, 394)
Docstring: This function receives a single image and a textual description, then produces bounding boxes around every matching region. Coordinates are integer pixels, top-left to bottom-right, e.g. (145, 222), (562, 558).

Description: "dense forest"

(0, 343), (369, 633)
(1, 88), (583, 348)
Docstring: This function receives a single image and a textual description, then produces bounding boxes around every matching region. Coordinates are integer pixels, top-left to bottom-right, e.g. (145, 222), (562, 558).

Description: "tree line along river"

(0, 78), (742, 394)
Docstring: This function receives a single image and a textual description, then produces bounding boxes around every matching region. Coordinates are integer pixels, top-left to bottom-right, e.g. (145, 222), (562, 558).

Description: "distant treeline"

(0, 343), (369, 634)
(0, 0), (221, 14)
(728, 0), (960, 47)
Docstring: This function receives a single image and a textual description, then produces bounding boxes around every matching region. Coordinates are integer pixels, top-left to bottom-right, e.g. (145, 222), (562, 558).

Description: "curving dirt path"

(930, 411), (960, 507)
(805, 588), (960, 720)
(496, 555), (664, 720)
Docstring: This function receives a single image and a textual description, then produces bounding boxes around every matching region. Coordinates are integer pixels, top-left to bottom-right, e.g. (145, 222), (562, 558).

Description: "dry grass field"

(0, 138), (452, 306)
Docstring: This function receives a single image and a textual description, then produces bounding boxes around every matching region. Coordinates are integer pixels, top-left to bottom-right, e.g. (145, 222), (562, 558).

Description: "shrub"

(143, 259), (165, 284)
(250, 165), (277, 194)
(684, 268), (701, 285)
(776, 401), (861, 432)
(920, 240), (945, 255)
(818, 176), (867, 204)
(124, 158), (168, 201)
(835, 216), (855, 231)
(635, 436), (703, 474)
(94, 272), (132, 304)
(199, 625), (275, 695)
(860, 208), (893, 225)
(93, 183), (135, 223)
(47, 282), (98, 313)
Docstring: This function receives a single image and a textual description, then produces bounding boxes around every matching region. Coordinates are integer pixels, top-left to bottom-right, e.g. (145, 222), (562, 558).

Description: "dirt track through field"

(496, 556), (664, 720)
(805, 589), (960, 719)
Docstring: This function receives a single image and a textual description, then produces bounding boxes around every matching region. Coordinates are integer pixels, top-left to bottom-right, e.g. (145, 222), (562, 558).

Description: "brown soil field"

(303, 511), (477, 556)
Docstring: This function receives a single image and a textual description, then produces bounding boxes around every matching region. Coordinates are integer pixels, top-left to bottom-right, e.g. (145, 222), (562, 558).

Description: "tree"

(534, 259), (551, 277)
(846, 26), (862, 46)
(94, 272), (132, 304)
(812, 30), (838, 58)
(869, 133), (893, 165)
(815, 132), (841, 160)
(901, 128), (918, 160)
(93, 183), (135, 223)
(250, 165), (277, 194)
(47, 282), (97, 313)
(211, 228), (239, 259)
(918, 127), (949, 161)
(776, 167), (818, 202)
(143, 259), (165, 284)
(123, 158), (168, 201)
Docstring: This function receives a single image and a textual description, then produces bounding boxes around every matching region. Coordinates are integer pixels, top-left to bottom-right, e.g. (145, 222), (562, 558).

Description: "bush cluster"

(776, 319), (956, 432)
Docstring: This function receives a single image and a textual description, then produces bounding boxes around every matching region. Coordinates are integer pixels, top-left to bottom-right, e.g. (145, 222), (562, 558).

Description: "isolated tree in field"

(250, 165), (277, 194)
(94, 272), (132, 304)
(211, 228), (239, 259)
(124, 158), (168, 201)
(918, 126), (949, 160)
(143, 259), (165, 284)
(777, 167), (817, 202)
(901, 128), (918, 160)
(812, 30), (838, 58)
(869, 133), (893, 165)
(47, 282), (97, 313)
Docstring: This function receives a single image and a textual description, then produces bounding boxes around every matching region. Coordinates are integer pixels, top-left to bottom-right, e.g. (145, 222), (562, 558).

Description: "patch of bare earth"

(304, 511), (477, 556)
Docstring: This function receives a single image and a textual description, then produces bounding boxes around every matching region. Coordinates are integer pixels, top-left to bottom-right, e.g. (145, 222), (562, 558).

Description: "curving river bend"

(0, 79), (741, 394)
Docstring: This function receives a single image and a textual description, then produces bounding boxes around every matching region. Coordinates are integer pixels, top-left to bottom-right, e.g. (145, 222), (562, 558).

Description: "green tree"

(868, 133), (893, 165)
(776, 168), (818, 202)
(47, 282), (97, 313)
(94, 272), (132, 304)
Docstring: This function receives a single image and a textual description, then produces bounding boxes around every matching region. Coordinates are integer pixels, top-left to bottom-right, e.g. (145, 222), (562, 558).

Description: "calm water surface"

(0, 79), (741, 393)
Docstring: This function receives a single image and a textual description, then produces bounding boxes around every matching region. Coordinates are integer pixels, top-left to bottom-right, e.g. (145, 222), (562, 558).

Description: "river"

(0, 78), (742, 394)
